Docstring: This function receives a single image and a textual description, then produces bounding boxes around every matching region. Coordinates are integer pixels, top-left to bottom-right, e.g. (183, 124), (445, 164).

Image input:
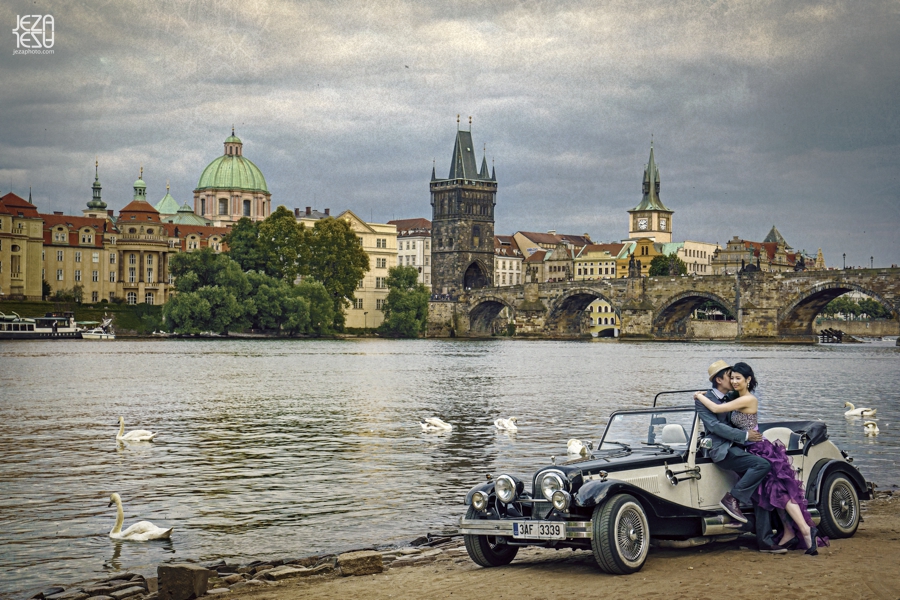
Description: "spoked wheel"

(816, 472), (860, 538)
(463, 506), (519, 567)
(591, 493), (650, 575)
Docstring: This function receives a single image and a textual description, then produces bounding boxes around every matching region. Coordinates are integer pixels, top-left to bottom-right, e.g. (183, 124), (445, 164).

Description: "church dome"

(195, 132), (269, 194)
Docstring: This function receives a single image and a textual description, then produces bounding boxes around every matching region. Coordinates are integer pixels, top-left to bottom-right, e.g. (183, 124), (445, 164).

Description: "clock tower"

(627, 142), (673, 243)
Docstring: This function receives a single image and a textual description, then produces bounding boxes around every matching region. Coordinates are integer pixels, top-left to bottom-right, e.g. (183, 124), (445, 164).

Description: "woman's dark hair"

(731, 362), (757, 392)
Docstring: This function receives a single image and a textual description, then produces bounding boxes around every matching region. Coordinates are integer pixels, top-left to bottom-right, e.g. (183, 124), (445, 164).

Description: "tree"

(294, 279), (335, 336)
(42, 279), (51, 300)
(378, 266), (429, 338)
(304, 217), (370, 330)
(649, 253), (687, 277)
(223, 218), (267, 274)
(258, 206), (308, 282)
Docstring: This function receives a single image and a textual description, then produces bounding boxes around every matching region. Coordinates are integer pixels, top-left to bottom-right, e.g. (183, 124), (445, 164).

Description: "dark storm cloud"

(1, 0), (897, 266)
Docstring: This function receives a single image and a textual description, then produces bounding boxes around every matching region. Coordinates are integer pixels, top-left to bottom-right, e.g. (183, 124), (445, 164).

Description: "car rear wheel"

(816, 472), (860, 538)
(591, 493), (650, 575)
(463, 506), (519, 567)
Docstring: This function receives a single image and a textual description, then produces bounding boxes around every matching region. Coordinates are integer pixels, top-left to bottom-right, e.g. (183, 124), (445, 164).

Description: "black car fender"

(465, 481), (495, 505)
(805, 459), (871, 505)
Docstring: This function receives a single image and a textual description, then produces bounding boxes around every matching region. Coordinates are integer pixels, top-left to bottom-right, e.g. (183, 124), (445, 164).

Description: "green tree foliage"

(294, 280), (335, 335)
(648, 253), (688, 277)
(378, 266), (429, 338)
(258, 206), (308, 282)
(822, 296), (892, 319)
(304, 217), (370, 330)
(42, 279), (52, 300)
(223, 218), (267, 274)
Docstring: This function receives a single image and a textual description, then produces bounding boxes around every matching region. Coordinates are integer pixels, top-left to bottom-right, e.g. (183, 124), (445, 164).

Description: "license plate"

(512, 521), (565, 540)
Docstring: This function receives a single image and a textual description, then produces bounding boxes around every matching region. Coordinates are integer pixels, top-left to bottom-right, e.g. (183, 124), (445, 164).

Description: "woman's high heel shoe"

(804, 526), (819, 555)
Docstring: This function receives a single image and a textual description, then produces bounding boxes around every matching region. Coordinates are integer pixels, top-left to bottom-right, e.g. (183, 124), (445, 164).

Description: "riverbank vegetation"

(822, 295), (894, 320)
(378, 266), (429, 338)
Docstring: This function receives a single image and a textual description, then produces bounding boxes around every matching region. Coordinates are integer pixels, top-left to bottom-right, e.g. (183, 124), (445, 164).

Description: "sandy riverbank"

(229, 493), (900, 600)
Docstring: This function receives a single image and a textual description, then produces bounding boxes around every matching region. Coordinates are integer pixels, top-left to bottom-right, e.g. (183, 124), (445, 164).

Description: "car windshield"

(600, 409), (696, 452)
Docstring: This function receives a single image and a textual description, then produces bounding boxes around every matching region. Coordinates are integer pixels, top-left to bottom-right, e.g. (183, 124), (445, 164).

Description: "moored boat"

(80, 317), (115, 340)
(0, 311), (83, 339)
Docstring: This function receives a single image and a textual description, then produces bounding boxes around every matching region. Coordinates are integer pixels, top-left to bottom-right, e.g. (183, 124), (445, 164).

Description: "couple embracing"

(694, 360), (823, 555)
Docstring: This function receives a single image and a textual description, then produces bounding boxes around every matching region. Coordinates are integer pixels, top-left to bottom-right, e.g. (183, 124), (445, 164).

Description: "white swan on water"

(107, 493), (173, 541)
(567, 439), (589, 457)
(864, 421), (880, 436)
(420, 417), (453, 432)
(494, 417), (518, 432)
(844, 402), (877, 418)
(117, 416), (157, 442)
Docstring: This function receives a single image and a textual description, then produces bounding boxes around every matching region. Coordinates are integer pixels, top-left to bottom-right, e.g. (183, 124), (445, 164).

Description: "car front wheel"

(591, 493), (650, 575)
(816, 472), (860, 538)
(463, 506), (519, 567)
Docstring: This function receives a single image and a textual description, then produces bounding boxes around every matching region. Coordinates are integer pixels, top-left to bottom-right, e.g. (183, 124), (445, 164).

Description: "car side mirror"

(699, 437), (713, 450)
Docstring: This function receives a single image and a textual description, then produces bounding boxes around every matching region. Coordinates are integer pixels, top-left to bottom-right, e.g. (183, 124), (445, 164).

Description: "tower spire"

(88, 158), (106, 210)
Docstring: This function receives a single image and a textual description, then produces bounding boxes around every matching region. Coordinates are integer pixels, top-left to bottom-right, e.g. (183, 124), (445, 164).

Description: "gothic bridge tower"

(430, 120), (496, 296)
(627, 142), (673, 243)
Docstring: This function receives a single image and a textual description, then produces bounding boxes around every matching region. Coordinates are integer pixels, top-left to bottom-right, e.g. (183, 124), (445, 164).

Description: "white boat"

(0, 311), (83, 340)
(81, 318), (115, 340)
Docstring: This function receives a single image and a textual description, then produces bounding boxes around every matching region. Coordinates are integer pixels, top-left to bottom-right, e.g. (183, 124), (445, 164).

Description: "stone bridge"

(426, 268), (900, 342)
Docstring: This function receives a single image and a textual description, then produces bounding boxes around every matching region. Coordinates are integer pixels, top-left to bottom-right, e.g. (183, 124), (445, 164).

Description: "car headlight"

(495, 475), (517, 504)
(551, 490), (571, 512)
(539, 471), (566, 501)
(471, 490), (489, 511)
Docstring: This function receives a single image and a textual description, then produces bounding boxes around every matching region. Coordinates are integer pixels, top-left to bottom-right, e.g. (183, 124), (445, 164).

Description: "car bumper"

(458, 517), (593, 539)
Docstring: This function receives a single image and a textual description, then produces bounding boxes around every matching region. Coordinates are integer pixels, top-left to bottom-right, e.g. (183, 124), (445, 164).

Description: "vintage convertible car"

(459, 392), (873, 574)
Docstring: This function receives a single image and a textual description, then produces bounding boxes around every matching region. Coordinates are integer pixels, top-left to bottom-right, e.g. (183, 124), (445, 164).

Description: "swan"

(494, 417), (518, 432)
(567, 438), (589, 457)
(863, 421), (880, 436)
(107, 493), (173, 541)
(117, 416), (157, 442)
(420, 417), (452, 432)
(844, 402), (877, 418)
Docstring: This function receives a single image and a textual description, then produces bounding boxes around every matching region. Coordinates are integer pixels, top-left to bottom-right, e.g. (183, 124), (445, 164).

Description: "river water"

(1, 338), (898, 597)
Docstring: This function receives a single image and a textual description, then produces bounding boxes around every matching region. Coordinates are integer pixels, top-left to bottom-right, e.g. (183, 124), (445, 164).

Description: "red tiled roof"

(523, 250), (547, 263)
(161, 223), (230, 238)
(388, 217), (431, 232)
(494, 235), (521, 256)
(0, 192), (40, 217)
(119, 199), (161, 223)
(517, 231), (593, 247)
(40, 213), (110, 247)
(580, 243), (625, 255)
(739, 240), (796, 265)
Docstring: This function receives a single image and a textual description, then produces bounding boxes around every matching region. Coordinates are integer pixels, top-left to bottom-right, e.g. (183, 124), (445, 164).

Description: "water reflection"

(0, 338), (897, 598)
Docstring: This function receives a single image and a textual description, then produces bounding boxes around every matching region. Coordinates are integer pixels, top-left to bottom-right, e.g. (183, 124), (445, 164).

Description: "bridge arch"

(653, 291), (737, 337)
(779, 281), (898, 337)
(545, 287), (620, 337)
(468, 295), (516, 335)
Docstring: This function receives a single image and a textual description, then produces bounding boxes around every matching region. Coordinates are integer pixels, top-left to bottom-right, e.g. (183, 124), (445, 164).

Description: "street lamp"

(870, 256), (874, 269)
(364, 311), (368, 331)
(843, 253), (846, 270)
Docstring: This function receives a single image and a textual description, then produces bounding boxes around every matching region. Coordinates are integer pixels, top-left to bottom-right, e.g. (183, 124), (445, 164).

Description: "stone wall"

(689, 320), (738, 339)
(816, 319), (899, 337)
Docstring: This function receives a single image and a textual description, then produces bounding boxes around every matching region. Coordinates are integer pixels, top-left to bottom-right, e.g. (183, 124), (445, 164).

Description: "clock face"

(638, 218), (648, 230)
(660, 218), (667, 230)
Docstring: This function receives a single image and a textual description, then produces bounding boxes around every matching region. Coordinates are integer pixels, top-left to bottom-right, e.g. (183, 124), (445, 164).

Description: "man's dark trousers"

(717, 445), (777, 545)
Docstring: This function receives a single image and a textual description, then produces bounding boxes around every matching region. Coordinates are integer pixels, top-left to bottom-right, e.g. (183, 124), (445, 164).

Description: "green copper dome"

(225, 134), (242, 143)
(195, 139), (269, 194)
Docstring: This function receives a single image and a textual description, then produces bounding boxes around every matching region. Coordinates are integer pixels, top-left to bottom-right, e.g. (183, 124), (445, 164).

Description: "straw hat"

(707, 360), (731, 381)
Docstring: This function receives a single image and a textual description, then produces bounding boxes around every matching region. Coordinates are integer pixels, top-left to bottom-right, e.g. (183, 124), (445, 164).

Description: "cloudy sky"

(2, 0), (898, 266)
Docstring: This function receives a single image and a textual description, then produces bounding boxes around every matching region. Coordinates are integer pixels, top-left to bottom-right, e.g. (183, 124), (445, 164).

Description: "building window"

(354, 298), (363, 309)
(127, 292), (137, 304)
(425, 257), (429, 266)
(359, 237), (364, 246)
(110, 252), (116, 264)
(57, 269), (63, 280)
(145, 292), (154, 305)
(376, 258), (386, 268)
(81, 232), (93, 244)
(425, 241), (429, 250)
(425, 274), (430, 284)
(219, 198), (228, 215)
(146, 254), (153, 266)
(57, 250), (63, 261)
(411, 256), (416, 266)
(75, 251), (82, 263)
(92, 270), (99, 282)
(375, 277), (386, 289)
(54, 229), (66, 242)
(129, 254), (136, 265)
(128, 267), (136, 283)
(109, 272), (116, 283)
(91, 291), (99, 302)
(243, 199), (251, 216)
(376, 299), (384, 310)
(147, 268), (154, 283)
(92, 252), (99, 263)
(200, 199), (206, 215)
(412, 241), (416, 250)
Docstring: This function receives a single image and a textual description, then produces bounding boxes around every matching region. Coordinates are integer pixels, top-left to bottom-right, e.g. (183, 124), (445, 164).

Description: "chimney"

(306, 206), (311, 215)
(294, 208), (300, 217)
(324, 208), (330, 216)
(547, 230), (556, 235)
(107, 210), (114, 216)
(54, 211), (63, 215)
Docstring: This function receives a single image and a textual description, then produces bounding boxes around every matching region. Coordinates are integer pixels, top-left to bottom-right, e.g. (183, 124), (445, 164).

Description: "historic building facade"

(194, 130), (272, 227)
(493, 235), (522, 287)
(0, 192), (44, 300)
(430, 126), (497, 296)
(389, 218), (431, 288)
